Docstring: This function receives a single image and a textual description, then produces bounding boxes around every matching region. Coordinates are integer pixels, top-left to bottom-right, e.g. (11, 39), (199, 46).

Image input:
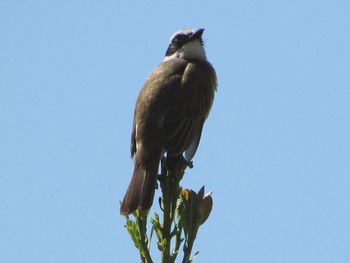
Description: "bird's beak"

(189, 28), (205, 41)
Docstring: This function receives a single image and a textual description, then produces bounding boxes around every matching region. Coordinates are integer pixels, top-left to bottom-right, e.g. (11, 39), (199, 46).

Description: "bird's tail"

(120, 157), (158, 215)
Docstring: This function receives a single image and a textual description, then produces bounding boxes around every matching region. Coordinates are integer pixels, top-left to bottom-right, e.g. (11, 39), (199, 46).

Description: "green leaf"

(197, 186), (205, 200)
(151, 213), (163, 244)
(190, 251), (199, 262)
(198, 192), (213, 226)
(125, 220), (140, 247)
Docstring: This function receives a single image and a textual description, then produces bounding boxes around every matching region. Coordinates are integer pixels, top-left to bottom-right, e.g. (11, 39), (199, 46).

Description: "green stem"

(137, 211), (153, 263)
(161, 161), (172, 263)
(182, 230), (198, 263)
(171, 225), (182, 261)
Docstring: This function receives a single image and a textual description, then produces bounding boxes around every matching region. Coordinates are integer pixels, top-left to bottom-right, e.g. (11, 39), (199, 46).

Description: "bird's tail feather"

(120, 162), (157, 215)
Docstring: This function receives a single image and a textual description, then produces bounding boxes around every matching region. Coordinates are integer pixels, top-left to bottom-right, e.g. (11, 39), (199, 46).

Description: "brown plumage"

(120, 29), (217, 215)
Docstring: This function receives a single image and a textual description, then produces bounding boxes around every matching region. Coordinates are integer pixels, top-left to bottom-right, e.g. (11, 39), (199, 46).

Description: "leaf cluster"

(124, 158), (213, 263)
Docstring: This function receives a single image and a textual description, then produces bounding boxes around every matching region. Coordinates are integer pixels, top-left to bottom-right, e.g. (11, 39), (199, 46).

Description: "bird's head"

(163, 28), (206, 62)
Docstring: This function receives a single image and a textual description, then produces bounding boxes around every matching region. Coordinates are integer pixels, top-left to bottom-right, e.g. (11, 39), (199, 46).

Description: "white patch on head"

(168, 28), (196, 43)
(163, 39), (206, 62)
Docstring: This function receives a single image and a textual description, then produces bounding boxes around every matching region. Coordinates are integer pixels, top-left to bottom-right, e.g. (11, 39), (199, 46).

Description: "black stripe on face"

(165, 33), (192, 56)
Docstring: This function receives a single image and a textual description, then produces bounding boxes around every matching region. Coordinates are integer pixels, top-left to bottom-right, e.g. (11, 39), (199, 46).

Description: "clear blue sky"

(1, 0), (349, 262)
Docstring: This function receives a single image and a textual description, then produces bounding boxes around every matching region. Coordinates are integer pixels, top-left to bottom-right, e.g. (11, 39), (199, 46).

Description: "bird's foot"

(166, 155), (193, 173)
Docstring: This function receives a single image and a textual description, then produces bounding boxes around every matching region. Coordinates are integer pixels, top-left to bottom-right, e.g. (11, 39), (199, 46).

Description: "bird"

(120, 28), (217, 215)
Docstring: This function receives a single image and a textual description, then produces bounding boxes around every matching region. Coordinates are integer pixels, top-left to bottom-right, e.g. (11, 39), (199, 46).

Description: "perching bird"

(120, 28), (217, 215)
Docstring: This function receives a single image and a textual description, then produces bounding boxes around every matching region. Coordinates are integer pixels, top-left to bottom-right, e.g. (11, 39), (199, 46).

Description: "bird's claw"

(166, 155), (193, 172)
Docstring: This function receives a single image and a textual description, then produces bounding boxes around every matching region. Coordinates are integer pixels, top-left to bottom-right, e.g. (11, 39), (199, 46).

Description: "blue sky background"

(1, 0), (349, 262)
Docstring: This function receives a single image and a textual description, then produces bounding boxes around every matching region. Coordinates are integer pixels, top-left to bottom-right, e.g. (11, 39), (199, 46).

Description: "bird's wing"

(181, 62), (216, 160)
(131, 59), (188, 158)
(184, 119), (204, 161)
(164, 61), (217, 159)
(130, 115), (136, 158)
